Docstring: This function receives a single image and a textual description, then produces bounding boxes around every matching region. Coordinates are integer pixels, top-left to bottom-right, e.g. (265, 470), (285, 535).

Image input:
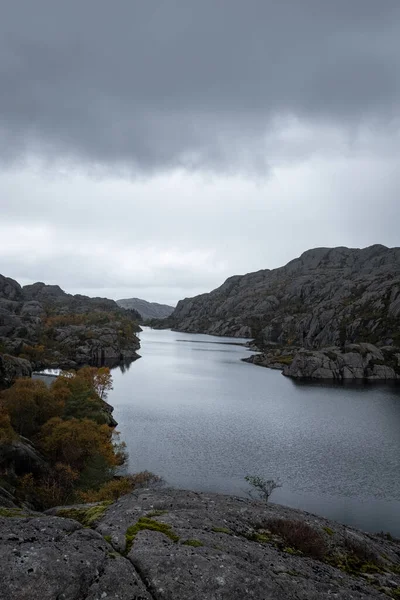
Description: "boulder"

(0, 438), (48, 477)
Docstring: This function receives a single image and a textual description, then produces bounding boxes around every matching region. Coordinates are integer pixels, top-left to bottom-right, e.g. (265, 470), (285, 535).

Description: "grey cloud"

(1, 0), (400, 170)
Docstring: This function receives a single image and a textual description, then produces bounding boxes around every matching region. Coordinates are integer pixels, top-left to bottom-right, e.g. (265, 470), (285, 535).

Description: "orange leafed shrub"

(74, 366), (113, 399)
(39, 417), (117, 472)
(20, 463), (79, 509)
(0, 406), (17, 444)
(0, 378), (64, 438)
(78, 471), (163, 503)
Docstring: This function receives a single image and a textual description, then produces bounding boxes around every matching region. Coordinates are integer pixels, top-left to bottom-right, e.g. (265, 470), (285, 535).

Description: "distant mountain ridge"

(117, 297), (174, 321)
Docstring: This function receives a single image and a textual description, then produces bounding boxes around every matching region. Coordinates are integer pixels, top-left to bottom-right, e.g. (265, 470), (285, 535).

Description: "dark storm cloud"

(1, 0), (399, 170)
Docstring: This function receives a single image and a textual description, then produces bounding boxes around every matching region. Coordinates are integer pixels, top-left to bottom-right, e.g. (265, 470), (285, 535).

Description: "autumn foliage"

(1, 378), (64, 437)
(0, 367), (133, 509)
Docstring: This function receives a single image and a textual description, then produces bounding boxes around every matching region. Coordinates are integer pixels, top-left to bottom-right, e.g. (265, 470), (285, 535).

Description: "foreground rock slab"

(0, 515), (151, 600)
(2, 489), (399, 599)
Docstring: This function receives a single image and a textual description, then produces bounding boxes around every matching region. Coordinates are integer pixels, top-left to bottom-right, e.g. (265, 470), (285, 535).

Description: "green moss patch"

(125, 517), (180, 554)
(183, 539), (204, 547)
(244, 532), (271, 543)
(211, 526), (232, 535)
(56, 501), (112, 527)
(0, 507), (29, 518)
(273, 355), (293, 365)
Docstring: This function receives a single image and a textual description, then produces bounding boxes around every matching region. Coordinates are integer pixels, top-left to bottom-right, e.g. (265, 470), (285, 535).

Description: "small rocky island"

(1, 487), (400, 599)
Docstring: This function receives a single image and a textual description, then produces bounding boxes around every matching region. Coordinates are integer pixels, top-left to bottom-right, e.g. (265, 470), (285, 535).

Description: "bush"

(343, 534), (381, 566)
(264, 518), (328, 559)
(0, 407), (17, 444)
(20, 463), (79, 510)
(52, 374), (108, 424)
(0, 378), (64, 438)
(39, 417), (118, 472)
(78, 471), (163, 503)
(245, 475), (282, 503)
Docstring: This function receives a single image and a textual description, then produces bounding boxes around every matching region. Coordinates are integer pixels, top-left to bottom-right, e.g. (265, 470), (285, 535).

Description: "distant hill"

(117, 298), (174, 321)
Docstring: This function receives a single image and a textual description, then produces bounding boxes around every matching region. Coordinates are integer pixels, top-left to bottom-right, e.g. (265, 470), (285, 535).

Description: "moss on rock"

(125, 516), (180, 554)
(56, 501), (112, 527)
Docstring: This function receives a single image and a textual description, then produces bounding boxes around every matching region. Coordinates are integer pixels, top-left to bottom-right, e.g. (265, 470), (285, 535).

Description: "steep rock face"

(0, 354), (32, 388)
(0, 276), (141, 377)
(1, 488), (400, 599)
(166, 245), (400, 349)
(117, 297), (175, 320)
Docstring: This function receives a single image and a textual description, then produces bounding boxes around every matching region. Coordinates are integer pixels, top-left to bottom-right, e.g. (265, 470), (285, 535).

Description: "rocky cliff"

(160, 245), (400, 379)
(166, 245), (400, 346)
(1, 488), (399, 599)
(0, 275), (141, 377)
(117, 297), (175, 320)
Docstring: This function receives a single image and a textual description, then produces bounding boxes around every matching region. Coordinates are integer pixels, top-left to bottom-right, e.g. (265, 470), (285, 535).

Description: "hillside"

(160, 245), (400, 379)
(1, 487), (400, 599)
(117, 297), (174, 320)
(0, 275), (141, 379)
(165, 245), (400, 344)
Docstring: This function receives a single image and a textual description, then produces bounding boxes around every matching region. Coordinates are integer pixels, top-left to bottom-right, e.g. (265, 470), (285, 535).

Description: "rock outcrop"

(0, 275), (141, 380)
(0, 354), (32, 388)
(244, 343), (400, 381)
(283, 344), (400, 380)
(1, 488), (400, 599)
(163, 245), (400, 348)
(117, 297), (175, 321)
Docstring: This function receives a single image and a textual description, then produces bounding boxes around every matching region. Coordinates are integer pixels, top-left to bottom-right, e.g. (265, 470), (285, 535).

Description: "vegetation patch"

(182, 539), (204, 547)
(0, 507), (29, 518)
(323, 526), (334, 536)
(261, 518), (328, 559)
(125, 517), (180, 554)
(273, 355), (293, 365)
(57, 501), (112, 527)
(243, 531), (271, 543)
(327, 536), (385, 576)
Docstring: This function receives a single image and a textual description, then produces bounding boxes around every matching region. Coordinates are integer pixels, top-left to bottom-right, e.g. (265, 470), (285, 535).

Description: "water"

(109, 327), (400, 535)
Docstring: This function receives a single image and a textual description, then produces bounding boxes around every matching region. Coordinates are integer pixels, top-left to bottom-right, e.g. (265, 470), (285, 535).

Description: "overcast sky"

(1, 1), (399, 305)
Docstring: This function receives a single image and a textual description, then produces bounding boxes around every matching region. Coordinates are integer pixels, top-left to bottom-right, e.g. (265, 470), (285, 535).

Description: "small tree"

(245, 475), (282, 503)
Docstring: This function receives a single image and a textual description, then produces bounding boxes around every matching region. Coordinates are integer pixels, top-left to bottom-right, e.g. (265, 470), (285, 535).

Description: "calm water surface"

(110, 327), (400, 535)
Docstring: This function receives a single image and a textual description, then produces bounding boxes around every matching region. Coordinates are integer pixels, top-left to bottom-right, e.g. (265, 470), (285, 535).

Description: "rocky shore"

(1, 487), (399, 599)
(243, 342), (400, 381)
